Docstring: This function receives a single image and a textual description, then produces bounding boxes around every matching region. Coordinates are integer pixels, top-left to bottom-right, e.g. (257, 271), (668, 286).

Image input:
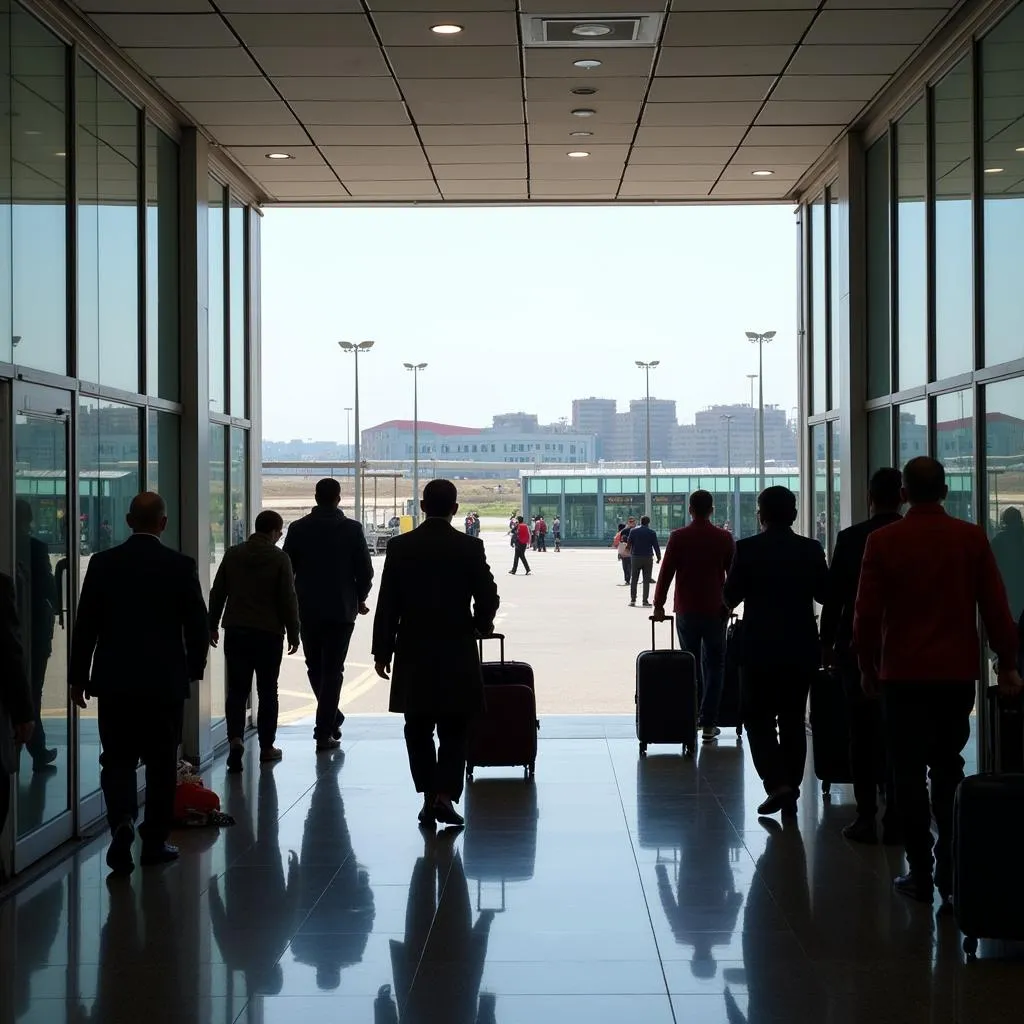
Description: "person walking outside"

(509, 516), (532, 576)
(625, 515), (661, 608)
(372, 479), (500, 827)
(552, 515), (562, 552)
(653, 490), (735, 742)
(209, 510), (301, 773)
(724, 486), (827, 816)
(284, 478), (374, 753)
(536, 515), (548, 552)
(854, 457), (1023, 904)
(617, 517), (636, 586)
(819, 468), (903, 845)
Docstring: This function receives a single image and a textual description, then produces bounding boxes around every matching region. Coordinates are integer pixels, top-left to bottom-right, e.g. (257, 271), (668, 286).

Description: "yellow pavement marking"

(277, 664), (379, 725)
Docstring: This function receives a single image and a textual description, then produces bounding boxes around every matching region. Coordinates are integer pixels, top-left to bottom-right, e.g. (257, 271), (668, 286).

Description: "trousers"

(404, 714), (470, 803)
(301, 619), (355, 740)
(839, 661), (896, 823)
(511, 543), (531, 574)
(224, 627), (284, 747)
(678, 613), (727, 728)
(741, 666), (813, 795)
(630, 556), (654, 604)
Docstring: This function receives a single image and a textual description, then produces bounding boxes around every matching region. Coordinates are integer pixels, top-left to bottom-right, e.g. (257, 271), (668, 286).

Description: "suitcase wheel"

(639, 743), (647, 757)
(963, 936), (978, 959)
(822, 782), (832, 798)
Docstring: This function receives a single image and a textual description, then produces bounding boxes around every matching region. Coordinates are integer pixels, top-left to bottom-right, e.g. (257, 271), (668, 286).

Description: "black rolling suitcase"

(809, 668), (852, 797)
(636, 616), (698, 758)
(718, 615), (744, 737)
(955, 688), (1024, 959)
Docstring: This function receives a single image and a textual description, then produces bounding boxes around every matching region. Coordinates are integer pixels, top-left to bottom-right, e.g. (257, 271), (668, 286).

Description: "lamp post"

(721, 414), (733, 477)
(745, 331), (776, 489)
(344, 406), (352, 455)
(635, 359), (660, 518)
(404, 362), (427, 525)
(338, 340), (374, 526)
(746, 373), (758, 469)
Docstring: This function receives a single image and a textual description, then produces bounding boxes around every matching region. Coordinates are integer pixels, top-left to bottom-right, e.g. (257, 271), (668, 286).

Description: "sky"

(260, 204), (799, 443)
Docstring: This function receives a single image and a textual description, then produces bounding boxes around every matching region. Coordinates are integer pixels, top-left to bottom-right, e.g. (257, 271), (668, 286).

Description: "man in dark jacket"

(819, 467), (903, 844)
(1, 571), (35, 841)
(724, 486), (828, 817)
(372, 479), (500, 827)
(283, 478), (373, 752)
(626, 515), (661, 608)
(209, 509), (301, 772)
(70, 492), (209, 874)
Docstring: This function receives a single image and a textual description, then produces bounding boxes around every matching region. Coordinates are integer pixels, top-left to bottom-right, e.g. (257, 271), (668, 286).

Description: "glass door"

(13, 383), (75, 870)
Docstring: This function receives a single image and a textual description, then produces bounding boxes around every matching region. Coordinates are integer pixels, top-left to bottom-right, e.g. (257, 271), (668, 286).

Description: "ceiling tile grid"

(78, 0), (965, 203)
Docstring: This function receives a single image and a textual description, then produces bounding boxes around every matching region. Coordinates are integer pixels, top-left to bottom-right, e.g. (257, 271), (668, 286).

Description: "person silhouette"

(992, 506), (1024, 623)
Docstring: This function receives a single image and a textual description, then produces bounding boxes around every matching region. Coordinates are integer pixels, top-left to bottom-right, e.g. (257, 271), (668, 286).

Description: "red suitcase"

(467, 634), (539, 781)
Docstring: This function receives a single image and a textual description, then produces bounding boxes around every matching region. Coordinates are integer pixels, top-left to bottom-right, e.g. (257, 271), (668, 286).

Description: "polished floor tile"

(2, 714), (1021, 1024)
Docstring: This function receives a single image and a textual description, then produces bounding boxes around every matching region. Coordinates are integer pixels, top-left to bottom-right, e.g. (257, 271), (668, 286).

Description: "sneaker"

(260, 746), (283, 763)
(702, 726), (722, 743)
(226, 744), (244, 774)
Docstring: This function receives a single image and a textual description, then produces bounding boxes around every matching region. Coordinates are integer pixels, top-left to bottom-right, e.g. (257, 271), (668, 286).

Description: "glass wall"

(208, 177), (226, 414)
(867, 408), (892, 476)
(866, 137), (891, 400)
(986, 377), (1024, 620)
(229, 201), (247, 417)
(810, 198), (827, 414)
(148, 410), (180, 550)
(936, 390), (974, 522)
(896, 98), (928, 390)
(209, 423), (227, 726)
(146, 123), (179, 400)
(812, 424), (827, 547)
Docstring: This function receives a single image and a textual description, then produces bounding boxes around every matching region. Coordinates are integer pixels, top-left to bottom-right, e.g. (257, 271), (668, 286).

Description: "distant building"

(262, 438), (352, 462)
(492, 412), (539, 432)
(628, 398), (677, 464)
(572, 397), (618, 459)
(672, 404), (797, 468)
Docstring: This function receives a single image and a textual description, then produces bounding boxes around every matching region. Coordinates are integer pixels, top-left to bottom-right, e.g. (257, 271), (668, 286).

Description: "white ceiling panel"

(426, 145), (527, 164)
(407, 101), (525, 125)
(179, 100), (299, 125)
(124, 47), (260, 77)
(786, 44), (916, 76)
(744, 124), (844, 145)
(770, 73), (890, 103)
(527, 124), (635, 144)
(524, 162), (623, 180)
(525, 77), (649, 102)
(307, 125), (421, 145)
(657, 45), (794, 77)
(618, 184), (713, 199)
(273, 77), (402, 102)
(419, 125), (526, 145)
(670, 0), (818, 7)
(642, 101), (763, 127)
(90, 14), (237, 48)
(75, 0), (210, 10)
(386, 46), (521, 78)
(628, 145), (735, 163)
(328, 165), (433, 181)
(244, 164), (337, 182)
(227, 14), (377, 48)
(729, 144), (831, 164)
(226, 145), (326, 166)
(522, 0), (661, 11)
(527, 100), (643, 124)
(344, 181), (441, 197)
(401, 78), (524, 103)
(634, 125), (747, 147)
(432, 163), (526, 179)
(530, 181), (620, 196)
(439, 183), (529, 198)
(664, 11), (815, 47)
(720, 163), (808, 181)
(369, 1), (514, 9)
(711, 180), (791, 198)
(624, 164), (726, 182)
(524, 48), (657, 79)
(756, 99), (868, 125)
(220, 2), (364, 11)
(249, 47), (391, 78)
(827, 0), (956, 7)
(373, 12), (518, 47)
(805, 9), (949, 47)
(154, 76), (278, 103)
(648, 76), (775, 103)
(529, 143), (630, 163)
(289, 101), (411, 125)
(318, 146), (429, 165)
(207, 125), (310, 147)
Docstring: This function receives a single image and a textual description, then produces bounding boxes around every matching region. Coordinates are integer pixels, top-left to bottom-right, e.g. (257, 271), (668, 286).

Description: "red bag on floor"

(174, 780), (221, 823)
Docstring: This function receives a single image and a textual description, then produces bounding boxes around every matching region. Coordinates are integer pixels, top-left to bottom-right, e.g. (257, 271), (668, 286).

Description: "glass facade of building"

(0, 0), (261, 874)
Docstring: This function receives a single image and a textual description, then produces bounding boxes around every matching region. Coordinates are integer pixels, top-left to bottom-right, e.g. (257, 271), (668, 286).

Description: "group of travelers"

(613, 516), (662, 607)
(651, 456), (1023, 907)
(504, 511), (562, 575)
(462, 512), (481, 537)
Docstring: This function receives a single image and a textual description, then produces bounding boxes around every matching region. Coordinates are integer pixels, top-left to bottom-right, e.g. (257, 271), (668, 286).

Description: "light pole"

(721, 414), (733, 477)
(745, 331), (776, 489)
(746, 373), (758, 469)
(338, 340), (374, 526)
(404, 362), (427, 525)
(635, 359), (660, 518)
(344, 406), (352, 455)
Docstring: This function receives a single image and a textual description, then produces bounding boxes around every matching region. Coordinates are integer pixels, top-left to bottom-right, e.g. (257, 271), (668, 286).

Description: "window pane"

(981, 4), (1024, 368)
(866, 136), (891, 399)
(934, 59), (974, 379)
(148, 411), (180, 550)
(986, 377), (1024, 621)
(208, 178), (226, 414)
(812, 424), (827, 546)
(868, 408), (892, 476)
(935, 390), (974, 522)
(898, 399), (927, 464)
(12, 8), (67, 374)
(829, 188), (842, 410)
(0, 8), (10, 366)
(78, 63), (139, 391)
(811, 198), (827, 413)
(229, 201), (246, 416)
(897, 99), (928, 389)
(564, 494), (597, 541)
(230, 427), (248, 546)
(829, 420), (841, 551)
(209, 423), (227, 724)
(146, 123), (179, 400)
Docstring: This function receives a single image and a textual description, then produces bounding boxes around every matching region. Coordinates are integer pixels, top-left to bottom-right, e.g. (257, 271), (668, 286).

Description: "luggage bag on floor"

(718, 615), (744, 736)
(809, 667), (852, 797)
(636, 616), (698, 758)
(955, 688), (1024, 958)
(467, 633), (538, 781)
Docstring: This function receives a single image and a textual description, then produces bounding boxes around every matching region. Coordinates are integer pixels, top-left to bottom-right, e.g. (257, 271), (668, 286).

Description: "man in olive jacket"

(372, 479), (499, 828)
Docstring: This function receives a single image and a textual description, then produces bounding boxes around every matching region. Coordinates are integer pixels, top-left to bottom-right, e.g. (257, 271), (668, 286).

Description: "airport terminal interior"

(3, 0), (1024, 1020)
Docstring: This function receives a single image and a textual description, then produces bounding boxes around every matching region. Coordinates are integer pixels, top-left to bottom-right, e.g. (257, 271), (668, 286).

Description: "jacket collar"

(870, 511), (902, 523)
(906, 503), (946, 517)
(309, 505), (345, 519)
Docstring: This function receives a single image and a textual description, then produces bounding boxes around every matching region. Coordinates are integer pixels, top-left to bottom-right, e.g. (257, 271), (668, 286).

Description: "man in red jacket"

(854, 456), (1023, 905)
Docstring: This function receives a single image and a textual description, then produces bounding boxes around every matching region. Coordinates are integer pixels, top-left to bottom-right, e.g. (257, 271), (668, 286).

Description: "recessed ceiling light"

(569, 131), (593, 137)
(571, 108), (596, 117)
(1016, 146), (1024, 153)
(572, 23), (612, 37)
(984, 166), (1004, 174)
(751, 169), (774, 177)
(572, 87), (597, 96)
(567, 151), (590, 158)
(574, 59), (602, 70)
(55, 151), (65, 157)
(430, 23), (462, 35)
(24, 129), (41, 136)
(266, 152), (292, 160)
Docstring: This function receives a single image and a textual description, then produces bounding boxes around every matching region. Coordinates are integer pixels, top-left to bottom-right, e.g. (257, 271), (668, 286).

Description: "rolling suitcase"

(955, 688), (1024, 959)
(466, 633), (538, 781)
(718, 615), (744, 737)
(636, 616), (698, 758)
(809, 667), (852, 797)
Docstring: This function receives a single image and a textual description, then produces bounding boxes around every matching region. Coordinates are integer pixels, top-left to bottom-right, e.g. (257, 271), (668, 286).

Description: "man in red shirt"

(854, 456), (1023, 904)
(653, 490), (735, 742)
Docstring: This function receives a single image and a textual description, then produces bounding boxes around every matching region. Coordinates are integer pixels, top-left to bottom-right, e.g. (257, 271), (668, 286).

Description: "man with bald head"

(71, 491), (209, 875)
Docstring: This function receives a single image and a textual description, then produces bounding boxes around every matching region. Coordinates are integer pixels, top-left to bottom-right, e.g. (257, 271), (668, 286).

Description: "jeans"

(224, 627), (284, 748)
(741, 667), (813, 795)
(404, 714), (470, 803)
(882, 681), (974, 888)
(621, 556), (632, 583)
(300, 619), (356, 740)
(678, 614), (727, 728)
(511, 543), (531, 574)
(630, 556), (654, 604)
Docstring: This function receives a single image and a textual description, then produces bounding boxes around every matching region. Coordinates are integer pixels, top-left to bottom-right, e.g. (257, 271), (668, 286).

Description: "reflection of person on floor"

(9, 872), (65, 1017)
(291, 753), (375, 989)
(15, 499), (58, 772)
(209, 769), (298, 996)
(1, 571), (34, 845)
(379, 828), (495, 1023)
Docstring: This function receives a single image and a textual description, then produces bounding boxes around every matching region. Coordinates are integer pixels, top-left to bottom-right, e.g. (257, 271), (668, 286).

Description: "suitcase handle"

(649, 615), (675, 650)
(477, 632), (506, 663)
(987, 684), (1023, 773)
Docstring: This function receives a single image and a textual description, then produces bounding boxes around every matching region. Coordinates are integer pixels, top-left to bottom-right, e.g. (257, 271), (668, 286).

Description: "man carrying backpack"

(509, 516), (532, 576)
(537, 515), (548, 552)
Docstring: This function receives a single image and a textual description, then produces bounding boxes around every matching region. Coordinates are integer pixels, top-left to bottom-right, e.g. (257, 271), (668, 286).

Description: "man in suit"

(1, 571), (35, 841)
(724, 486), (828, 817)
(854, 457), (1023, 904)
(820, 467), (903, 845)
(372, 479), (500, 828)
(284, 478), (373, 752)
(70, 492), (209, 875)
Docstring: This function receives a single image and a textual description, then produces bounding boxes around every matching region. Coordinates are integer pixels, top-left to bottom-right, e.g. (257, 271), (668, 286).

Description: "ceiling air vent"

(521, 13), (664, 47)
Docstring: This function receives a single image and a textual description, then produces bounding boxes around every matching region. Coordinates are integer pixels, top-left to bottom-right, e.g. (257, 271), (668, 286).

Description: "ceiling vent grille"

(521, 13), (664, 47)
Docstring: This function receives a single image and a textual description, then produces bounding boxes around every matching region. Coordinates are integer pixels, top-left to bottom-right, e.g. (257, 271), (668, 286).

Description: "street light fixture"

(338, 340), (375, 526)
(635, 360), (660, 520)
(404, 362), (428, 525)
(745, 331), (776, 489)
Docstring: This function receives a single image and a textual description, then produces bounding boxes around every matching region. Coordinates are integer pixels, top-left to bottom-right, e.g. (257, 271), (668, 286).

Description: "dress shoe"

(260, 746), (283, 764)
(140, 842), (180, 867)
(334, 710), (344, 741)
(893, 872), (934, 903)
(226, 744), (244, 773)
(433, 798), (465, 827)
(842, 817), (878, 844)
(316, 738), (341, 753)
(106, 821), (136, 875)
(32, 748), (58, 772)
(757, 786), (795, 816)
(418, 797), (436, 826)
